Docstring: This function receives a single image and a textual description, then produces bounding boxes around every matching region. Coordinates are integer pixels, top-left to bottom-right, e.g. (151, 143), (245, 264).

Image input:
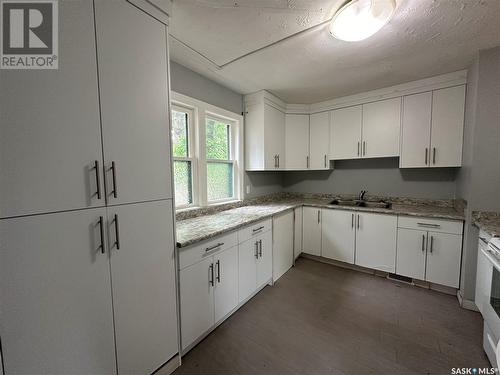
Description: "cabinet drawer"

(179, 232), (238, 270)
(238, 219), (272, 244)
(397, 216), (463, 235)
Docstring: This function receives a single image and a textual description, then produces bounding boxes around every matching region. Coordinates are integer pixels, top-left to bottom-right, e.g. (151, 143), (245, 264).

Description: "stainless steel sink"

(329, 199), (392, 209)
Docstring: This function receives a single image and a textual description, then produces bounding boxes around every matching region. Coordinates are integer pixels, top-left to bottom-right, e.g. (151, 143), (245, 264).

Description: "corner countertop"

(473, 211), (500, 238)
(176, 197), (464, 248)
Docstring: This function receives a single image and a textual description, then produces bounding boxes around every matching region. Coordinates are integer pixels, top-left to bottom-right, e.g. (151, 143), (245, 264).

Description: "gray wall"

(457, 46), (500, 301)
(283, 158), (458, 199)
(169, 61), (281, 198)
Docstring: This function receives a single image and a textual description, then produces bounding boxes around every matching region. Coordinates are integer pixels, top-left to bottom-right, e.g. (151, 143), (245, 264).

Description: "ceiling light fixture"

(329, 0), (396, 42)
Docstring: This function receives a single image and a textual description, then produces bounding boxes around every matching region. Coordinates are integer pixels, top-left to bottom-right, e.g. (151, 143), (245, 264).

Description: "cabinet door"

(302, 207), (322, 256)
(321, 209), (355, 264)
(0, 208), (116, 375)
(400, 92), (432, 168)
(244, 101), (265, 170)
(425, 232), (462, 288)
(180, 257), (215, 350)
(95, 0), (172, 206)
(273, 211), (294, 281)
(214, 246), (239, 322)
(108, 200), (178, 375)
(430, 85), (466, 167)
(330, 106), (362, 160)
(362, 98), (401, 158)
(0, 0), (104, 218)
(395, 228), (427, 280)
(264, 103), (286, 169)
(239, 238), (258, 303)
(310, 112), (330, 169)
(294, 207), (303, 260)
(355, 213), (397, 273)
(257, 230), (273, 287)
(285, 114), (309, 169)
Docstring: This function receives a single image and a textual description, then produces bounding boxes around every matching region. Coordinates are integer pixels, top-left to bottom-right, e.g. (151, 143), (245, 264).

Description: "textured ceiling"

(169, 0), (500, 103)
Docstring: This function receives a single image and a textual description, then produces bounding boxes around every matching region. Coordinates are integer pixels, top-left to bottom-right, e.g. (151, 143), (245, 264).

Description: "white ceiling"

(169, 0), (500, 104)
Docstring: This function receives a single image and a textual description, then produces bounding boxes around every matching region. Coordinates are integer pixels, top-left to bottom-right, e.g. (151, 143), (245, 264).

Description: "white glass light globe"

(330, 0), (396, 42)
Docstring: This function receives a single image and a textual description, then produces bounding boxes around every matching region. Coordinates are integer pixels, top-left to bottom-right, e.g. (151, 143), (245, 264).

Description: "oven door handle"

(481, 247), (500, 272)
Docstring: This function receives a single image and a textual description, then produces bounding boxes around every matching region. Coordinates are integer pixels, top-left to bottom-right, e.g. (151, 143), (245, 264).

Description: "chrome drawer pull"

(417, 222), (440, 228)
(252, 226), (264, 233)
(205, 242), (224, 252)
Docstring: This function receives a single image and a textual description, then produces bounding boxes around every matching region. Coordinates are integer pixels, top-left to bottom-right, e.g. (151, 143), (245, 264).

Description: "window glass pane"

(173, 160), (192, 206)
(206, 118), (230, 160)
(207, 162), (233, 201)
(172, 110), (189, 158)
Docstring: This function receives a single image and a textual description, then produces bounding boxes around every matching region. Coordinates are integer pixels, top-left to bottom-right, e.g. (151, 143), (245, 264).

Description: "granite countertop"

(473, 211), (500, 237)
(176, 197), (464, 248)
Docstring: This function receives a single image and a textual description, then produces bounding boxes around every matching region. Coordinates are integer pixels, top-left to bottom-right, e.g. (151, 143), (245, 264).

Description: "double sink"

(329, 199), (392, 209)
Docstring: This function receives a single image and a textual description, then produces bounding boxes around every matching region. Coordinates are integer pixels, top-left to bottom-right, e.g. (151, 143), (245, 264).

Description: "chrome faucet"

(358, 190), (367, 201)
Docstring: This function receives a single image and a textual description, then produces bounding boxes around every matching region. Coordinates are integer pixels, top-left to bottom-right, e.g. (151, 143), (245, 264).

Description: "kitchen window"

(171, 92), (243, 209)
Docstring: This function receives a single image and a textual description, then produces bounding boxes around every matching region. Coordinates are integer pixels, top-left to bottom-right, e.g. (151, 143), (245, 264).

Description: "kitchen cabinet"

(330, 105), (363, 160)
(321, 209), (356, 264)
(362, 98), (401, 158)
(0, 0), (104, 218)
(238, 237), (259, 303)
(400, 85), (465, 168)
(108, 200), (178, 375)
(257, 230), (273, 287)
(0, 208), (116, 375)
(396, 217), (463, 288)
(302, 207), (322, 256)
(214, 246), (239, 322)
(273, 211), (294, 281)
(285, 114), (310, 169)
(245, 94), (286, 170)
(310, 112), (331, 169)
(355, 213), (397, 273)
(179, 257), (215, 351)
(294, 207), (303, 260)
(95, 0), (172, 205)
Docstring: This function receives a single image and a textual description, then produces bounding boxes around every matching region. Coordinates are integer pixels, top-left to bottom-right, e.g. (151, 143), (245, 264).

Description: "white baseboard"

(154, 354), (181, 375)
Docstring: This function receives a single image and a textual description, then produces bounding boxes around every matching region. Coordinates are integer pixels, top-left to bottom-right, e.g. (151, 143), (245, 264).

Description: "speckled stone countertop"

(176, 195), (465, 248)
(473, 211), (500, 237)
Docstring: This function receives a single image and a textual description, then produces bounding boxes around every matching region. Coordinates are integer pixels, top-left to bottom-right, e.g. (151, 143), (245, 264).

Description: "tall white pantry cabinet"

(0, 1), (179, 375)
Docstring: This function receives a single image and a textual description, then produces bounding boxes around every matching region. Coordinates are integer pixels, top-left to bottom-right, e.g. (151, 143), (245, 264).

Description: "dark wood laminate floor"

(174, 258), (489, 375)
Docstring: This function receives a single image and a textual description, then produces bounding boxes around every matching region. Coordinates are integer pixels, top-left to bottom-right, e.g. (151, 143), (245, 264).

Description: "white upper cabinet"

(245, 93), (286, 170)
(400, 92), (432, 168)
(430, 85), (466, 167)
(95, 0), (172, 205)
(330, 105), (363, 160)
(401, 85), (465, 168)
(362, 98), (401, 158)
(285, 114), (310, 169)
(310, 112), (331, 169)
(0, 0), (104, 219)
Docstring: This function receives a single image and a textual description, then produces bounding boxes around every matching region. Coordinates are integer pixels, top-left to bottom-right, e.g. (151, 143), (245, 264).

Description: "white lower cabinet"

(179, 257), (215, 351)
(355, 213), (397, 273)
(302, 207), (322, 256)
(321, 209), (356, 263)
(273, 211), (294, 281)
(294, 207), (303, 260)
(214, 247), (239, 322)
(257, 230), (273, 287)
(238, 238), (259, 303)
(396, 217), (463, 288)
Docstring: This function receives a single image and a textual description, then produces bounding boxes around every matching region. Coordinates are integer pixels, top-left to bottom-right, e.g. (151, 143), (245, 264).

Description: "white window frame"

(171, 104), (198, 209)
(172, 92), (244, 210)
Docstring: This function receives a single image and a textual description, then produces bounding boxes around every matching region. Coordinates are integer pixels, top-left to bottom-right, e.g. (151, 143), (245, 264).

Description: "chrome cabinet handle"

(417, 222), (440, 228)
(209, 263), (214, 286)
(317, 210), (320, 223)
(252, 226), (264, 233)
(259, 239), (263, 258)
(114, 214), (121, 250)
(324, 155), (327, 168)
(351, 213), (354, 229)
(93, 160), (102, 200)
(216, 260), (221, 283)
(254, 241), (259, 259)
(425, 148), (428, 165)
(278, 154), (280, 168)
(357, 214), (360, 229)
(432, 147), (436, 165)
(357, 142), (360, 156)
(306, 156), (309, 168)
(109, 161), (118, 198)
(205, 242), (224, 252)
(363, 141), (366, 156)
(421, 234), (426, 252)
(430, 236), (434, 253)
(480, 237), (489, 245)
(98, 216), (105, 254)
